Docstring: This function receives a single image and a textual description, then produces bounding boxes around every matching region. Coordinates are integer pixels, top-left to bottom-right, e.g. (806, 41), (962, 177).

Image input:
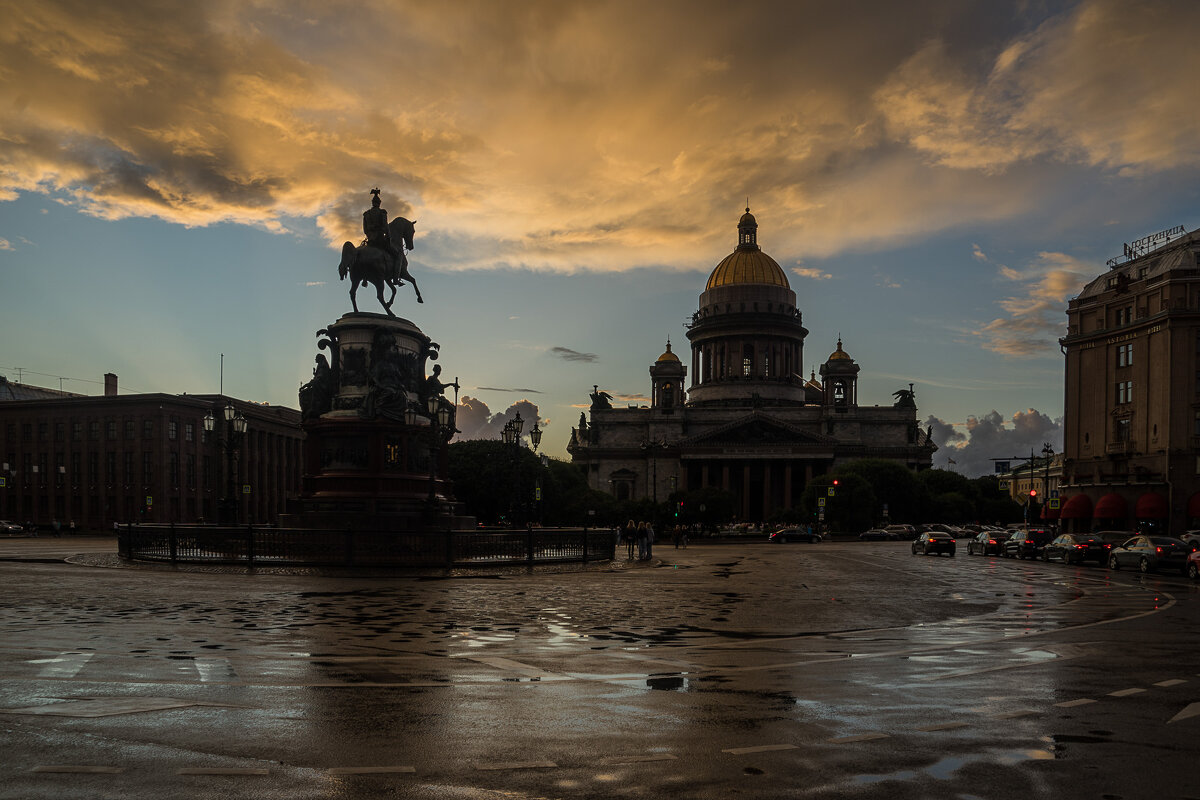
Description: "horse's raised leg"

(374, 277), (396, 317)
(349, 278), (360, 312)
(400, 265), (424, 304)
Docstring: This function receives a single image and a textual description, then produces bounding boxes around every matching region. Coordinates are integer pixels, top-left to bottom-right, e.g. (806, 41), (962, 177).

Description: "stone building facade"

(0, 373), (302, 528)
(1058, 226), (1200, 533)
(568, 209), (936, 522)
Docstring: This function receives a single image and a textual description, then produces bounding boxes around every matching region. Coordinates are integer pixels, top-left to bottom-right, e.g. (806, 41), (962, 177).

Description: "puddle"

(852, 747), (1056, 785)
(646, 674), (690, 691)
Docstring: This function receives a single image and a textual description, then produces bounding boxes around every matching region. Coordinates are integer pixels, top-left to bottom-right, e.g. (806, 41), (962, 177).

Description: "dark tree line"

(448, 445), (1021, 532)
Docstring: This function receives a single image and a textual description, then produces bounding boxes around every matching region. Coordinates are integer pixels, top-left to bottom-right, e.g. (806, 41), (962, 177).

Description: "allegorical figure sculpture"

(589, 384), (613, 410)
(338, 188), (424, 315)
(298, 353), (334, 421)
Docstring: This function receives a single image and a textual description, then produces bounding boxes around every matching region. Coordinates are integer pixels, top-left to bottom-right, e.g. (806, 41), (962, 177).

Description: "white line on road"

(1108, 688), (1147, 697)
(31, 765), (123, 774)
(327, 766), (416, 774)
(721, 744), (798, 755)
(1154, 679), (1187, 687)
(31, 652), (93, 678)
(176, 768), (270, 775)
(1054, 698), (1097, 708)
(827, 733), (890, 744)
(1168, 702), (1200, 724)
(915, 721), (970, 731)
(474, 761), (558, 771)
(598, 754), (679, 764)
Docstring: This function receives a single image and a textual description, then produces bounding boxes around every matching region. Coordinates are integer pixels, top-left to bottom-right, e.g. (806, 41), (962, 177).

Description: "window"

(167, 420), (177, 441)
(124, 452), (133, 486)
(1115, 380), (1133, 405)
(107, 420), (117, 440)
(1115, 306), (1133, 326)
(124, 420), (135, 440)
(37, 422), (47, 442)
(72, 422), (82, 441)
(89, 421), (100, 441)
(1117, 343), (1133, 368)
(106, 452), (116, 485)
(143, 420), (153, 439)
(22, 424), (31, 441)
(168, 452), (178, 487)
(88, 452), (99, 486)
(742, 344), (754, 377)
(185, 423), (194, 443)
(54, 423), (64, 441)
(142, 452), (153, 483)
(186, 454), (195, 488)
(1115, 418), (1131, 442)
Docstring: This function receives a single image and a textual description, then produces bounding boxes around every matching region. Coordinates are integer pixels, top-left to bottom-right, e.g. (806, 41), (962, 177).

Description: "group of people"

(620, 521), (692, 561)
(621, 520), (656, 561)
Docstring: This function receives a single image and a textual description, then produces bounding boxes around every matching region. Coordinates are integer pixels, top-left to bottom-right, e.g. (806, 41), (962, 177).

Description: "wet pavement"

(1, 537), (1198, 799)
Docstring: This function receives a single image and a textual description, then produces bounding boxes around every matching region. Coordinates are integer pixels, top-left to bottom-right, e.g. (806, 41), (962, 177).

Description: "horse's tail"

(338, 242), (355, 281)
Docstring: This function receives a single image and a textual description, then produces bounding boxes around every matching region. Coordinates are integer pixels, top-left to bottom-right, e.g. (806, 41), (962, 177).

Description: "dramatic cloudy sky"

(2, 0), (1198, 474)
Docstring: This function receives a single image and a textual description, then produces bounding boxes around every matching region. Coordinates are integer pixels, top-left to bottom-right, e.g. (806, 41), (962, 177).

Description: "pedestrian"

(623, 519), (636, 560)
(679, 524), (688, 549)
(52, 519), (61, 537)
(636, 521), (649, 560)
(645, 521), (655, 560)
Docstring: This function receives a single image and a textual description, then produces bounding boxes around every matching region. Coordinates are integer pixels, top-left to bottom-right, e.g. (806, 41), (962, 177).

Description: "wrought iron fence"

(118, 524), (617, 568)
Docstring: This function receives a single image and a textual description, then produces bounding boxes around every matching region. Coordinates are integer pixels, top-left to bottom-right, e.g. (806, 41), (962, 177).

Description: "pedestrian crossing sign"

(1048, 498), (1060, 509)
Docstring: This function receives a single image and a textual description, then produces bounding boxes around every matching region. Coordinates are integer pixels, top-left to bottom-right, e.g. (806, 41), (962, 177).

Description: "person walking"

(636, 522), (649, 561)
(623, 519), (636, 560)
(645, 521), (655, 560)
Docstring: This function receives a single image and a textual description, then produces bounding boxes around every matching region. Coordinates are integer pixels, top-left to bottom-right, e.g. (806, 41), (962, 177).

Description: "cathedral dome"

(656, 340), (681, 363)
(827, 338), (852, 361)
(705, 207), (790, 291)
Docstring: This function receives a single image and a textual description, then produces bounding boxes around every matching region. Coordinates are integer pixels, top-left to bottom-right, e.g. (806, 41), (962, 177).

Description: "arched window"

(662, 383), (674, 409)
(743, 344), (754, 377)
(834, 380), (846, 404)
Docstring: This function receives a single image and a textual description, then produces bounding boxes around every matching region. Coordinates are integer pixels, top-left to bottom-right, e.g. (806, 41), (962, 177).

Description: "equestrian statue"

(338, 188), (423, 315)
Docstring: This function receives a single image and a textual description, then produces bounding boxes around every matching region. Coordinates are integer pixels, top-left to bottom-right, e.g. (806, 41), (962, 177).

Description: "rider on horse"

(363, 188), (401, 270)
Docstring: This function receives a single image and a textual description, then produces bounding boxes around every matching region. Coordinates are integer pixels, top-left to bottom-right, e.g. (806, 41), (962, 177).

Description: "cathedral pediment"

(681, 412), (837, 448)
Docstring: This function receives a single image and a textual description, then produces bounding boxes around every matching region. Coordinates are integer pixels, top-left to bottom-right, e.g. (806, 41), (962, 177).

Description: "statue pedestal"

(282, 313), (474, 533)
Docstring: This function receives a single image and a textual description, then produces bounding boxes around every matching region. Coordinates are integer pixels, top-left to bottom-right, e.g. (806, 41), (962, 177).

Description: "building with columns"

(568, 208), (936, 522)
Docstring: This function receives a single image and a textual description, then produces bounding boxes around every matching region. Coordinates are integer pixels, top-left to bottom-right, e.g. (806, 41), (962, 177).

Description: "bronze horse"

(338, 216), (422, 315)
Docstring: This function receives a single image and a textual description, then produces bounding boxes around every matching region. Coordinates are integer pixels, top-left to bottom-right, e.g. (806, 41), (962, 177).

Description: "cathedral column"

(742, 463), (751, 521)
(783, 463), (793, 509)
(702, 463), (710, 489)
(721, 463), (730, 492)
(762, 462), (772, 518)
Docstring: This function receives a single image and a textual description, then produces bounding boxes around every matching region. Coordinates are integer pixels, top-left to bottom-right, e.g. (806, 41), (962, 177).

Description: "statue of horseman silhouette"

(338, 188), (422, 315)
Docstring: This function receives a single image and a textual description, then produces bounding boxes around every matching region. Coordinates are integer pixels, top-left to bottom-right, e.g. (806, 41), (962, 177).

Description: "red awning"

(1135, 491), (1168, 519)
(1059, 494), (1093, 520)
(1093, 492), (1128, 520)
(1041, 503), (1060, 520)
(1189, 492), (1200, 519)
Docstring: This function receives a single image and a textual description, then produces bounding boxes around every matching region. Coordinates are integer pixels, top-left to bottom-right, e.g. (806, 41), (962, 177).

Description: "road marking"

(3, 697), (198, 717)
(598, 754), (679, 764)
(721, 744), (797, 755)
(1109, 688), (1146, 697)
(30, 652), (93, 678)
(474, 761), (558, 771)
(915, 721), (970, 732)
(32, 765), (124, 774)
(461, 656), (554, 678)
(195, 657), (236, 682)
(1168, 702), (1200, 724)
(327, 766), (416, 774)
(177, 768), (270, 775)
(1154, 679), (1187, 687)
(993, 710), (1040, 719)
(828, 733), (890, 744)
(1055, 698), (1097, 708)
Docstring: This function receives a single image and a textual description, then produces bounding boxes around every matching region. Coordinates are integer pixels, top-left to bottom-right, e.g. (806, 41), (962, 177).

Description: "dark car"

(1002, 529), (1054, 559)
(966, 531), (1004, 556)
(859, 529), (897, 541)
(1107, 536), (1190, 574)
(0, 519), (25, 535)
(769, 527), (822, 543)
(1187, 550), (1200, 581)
(1040, 533), (1113, 565)
(912, 531), (956, 556)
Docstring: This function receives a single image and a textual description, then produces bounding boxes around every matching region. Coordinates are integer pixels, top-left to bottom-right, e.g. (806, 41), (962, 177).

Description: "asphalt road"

(1, 537), (1198, 799)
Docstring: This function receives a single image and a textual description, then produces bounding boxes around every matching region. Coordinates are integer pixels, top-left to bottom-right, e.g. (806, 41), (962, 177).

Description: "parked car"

(1187, 550), (1200, 581)
(1178, 531), (1200, 550)
(884, 524), (917, 540)
(769, 527), (822, 543)
(1002, 529), (1054, 559)
(1107, 536), (1190, 574)
(912, 531), (956, 556)
(859, 529), (897, 541)
(0, 519), (24, 535)
(966, 531), (1004, 556)
(1040, 533), (1113, 565)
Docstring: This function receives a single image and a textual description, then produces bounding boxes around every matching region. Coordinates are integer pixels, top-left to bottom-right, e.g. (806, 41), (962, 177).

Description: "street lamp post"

(1042, 442), (1054, 531)
(530, 420), (542, 526)
(502, 413), (524, 527)
(203, 402), (247, 526)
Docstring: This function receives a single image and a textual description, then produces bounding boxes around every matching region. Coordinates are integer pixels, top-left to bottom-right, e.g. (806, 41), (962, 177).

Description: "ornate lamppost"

(203, 402), (247, 525)
(1042, 442), (1054, 531)
(406, 394), (456, 511)
(529, 419), (542, 526)
(502, 412), (524, 527)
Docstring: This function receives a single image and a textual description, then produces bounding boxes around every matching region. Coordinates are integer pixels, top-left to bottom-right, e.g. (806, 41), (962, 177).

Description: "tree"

(447, 439), (544, 526)
(801, 473), (876, 534)
(838, 459), (921, 523)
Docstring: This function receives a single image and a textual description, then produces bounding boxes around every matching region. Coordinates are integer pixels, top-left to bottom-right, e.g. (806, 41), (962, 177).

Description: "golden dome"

(827, 338), (852, 361)
(706, 249), (789, 290)
(656, 339), (681, 363)
(705, 206), (789, 290)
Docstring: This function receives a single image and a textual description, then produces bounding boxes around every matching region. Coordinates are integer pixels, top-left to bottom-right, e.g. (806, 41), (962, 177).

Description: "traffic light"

(1030, 489), (1037, 498)
(833, 479), (839, 486)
